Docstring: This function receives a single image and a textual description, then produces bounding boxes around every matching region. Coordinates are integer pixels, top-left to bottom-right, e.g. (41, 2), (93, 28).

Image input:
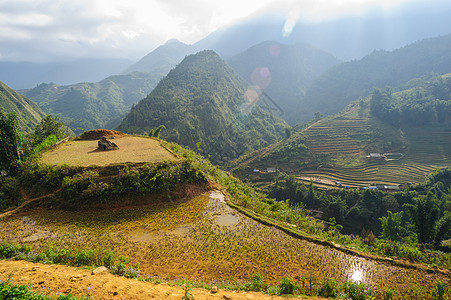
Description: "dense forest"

(266, 168), (451, 250)
(370, 75), (451, 127)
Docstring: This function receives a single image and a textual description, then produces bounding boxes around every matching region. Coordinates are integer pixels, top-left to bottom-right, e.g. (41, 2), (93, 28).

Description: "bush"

(382, 288), (394, 300)
(343, 280), (375, 300)
(249, 273), (264, 292)
(0, 176), (21, 211)
(0, 242), (31, 258)
(278, 277), (295, 295)
(0, 281), (76, 299)
(431, 281), (448, 300)
(318, 277), (340, 298)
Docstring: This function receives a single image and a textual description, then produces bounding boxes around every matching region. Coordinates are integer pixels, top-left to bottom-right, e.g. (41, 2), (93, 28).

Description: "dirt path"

(0, 190), (56, 219)
(0, 260), (318, 300)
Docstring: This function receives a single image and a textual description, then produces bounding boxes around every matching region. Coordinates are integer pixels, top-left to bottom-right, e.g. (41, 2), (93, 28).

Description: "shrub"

(343, 280), (375, 300)
(0, 242), (31, 258)
(318, 277), (340, 298)
(0, 176), (21, 211)
(0, 281), (77, 299)
(431, 281), (448, 300)
(382, 288), (395, 300)
(278, 277), (295, 295)
(249, 273), (264, 292)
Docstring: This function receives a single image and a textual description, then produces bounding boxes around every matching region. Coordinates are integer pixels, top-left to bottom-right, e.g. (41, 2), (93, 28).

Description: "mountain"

(20, 72), (160, 134)
(195, 2), (451, 60)
(0, 81), (45, 131)
(0, 58), (132, 90)
(294, 34), (451, 123)
(117, 50), (288, 164)
(228, 41), (341, 124)
(122, 39), (196, 75)
(228, 73), (451, 187)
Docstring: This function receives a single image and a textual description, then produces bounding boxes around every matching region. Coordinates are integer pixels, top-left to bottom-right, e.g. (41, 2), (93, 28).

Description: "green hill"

(228, 41), (341, 124)
(117, 50), (288, 164)
(229, 73), (451, 187)
(296, 34), (451, 123)
(0, 81), (45, 131)
(20, 72), (160, 134)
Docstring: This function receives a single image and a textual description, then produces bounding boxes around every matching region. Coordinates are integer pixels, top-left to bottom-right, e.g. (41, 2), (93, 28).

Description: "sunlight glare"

(351, 270), (363, 282)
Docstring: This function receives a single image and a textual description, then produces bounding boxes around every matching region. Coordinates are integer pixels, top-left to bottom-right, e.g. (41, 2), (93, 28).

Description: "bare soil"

(77, 129), (128, 140)
(40, 136), (177, 167)
(0, 260), (313, 300)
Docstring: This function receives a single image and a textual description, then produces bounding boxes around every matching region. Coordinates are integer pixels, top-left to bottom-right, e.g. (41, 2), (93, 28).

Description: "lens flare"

(251, 67), (272, 90)
(269, 44), (280, 57)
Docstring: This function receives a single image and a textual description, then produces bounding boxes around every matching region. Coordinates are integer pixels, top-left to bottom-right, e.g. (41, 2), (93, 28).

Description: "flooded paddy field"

(1, 191), (449, 298)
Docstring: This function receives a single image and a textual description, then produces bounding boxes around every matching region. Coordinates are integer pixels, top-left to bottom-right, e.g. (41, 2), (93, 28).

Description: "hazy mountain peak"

(122, 39), (196, 75)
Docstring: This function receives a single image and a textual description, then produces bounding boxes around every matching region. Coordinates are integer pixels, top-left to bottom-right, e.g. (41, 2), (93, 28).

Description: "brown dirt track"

(0, 260), (310, 300)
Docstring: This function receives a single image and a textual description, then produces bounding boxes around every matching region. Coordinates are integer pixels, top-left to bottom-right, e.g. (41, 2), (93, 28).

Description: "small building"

(366, 153), (386, 160)
(377, 185), (401, 192)
(266, 167), (276, 173)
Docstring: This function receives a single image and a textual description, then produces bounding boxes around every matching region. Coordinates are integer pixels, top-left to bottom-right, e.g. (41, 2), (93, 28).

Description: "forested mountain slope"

(21, 72), (160, 134)
(0, 81), (45, 132)
(295, 34), (451, 123)
(118, 50), (288, 164)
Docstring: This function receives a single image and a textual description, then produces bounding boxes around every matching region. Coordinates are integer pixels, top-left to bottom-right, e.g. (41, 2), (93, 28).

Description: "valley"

(1, 4), (451, 298)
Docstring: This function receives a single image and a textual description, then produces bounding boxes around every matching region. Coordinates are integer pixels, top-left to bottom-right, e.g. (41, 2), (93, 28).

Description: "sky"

(0, 0), (444, 62)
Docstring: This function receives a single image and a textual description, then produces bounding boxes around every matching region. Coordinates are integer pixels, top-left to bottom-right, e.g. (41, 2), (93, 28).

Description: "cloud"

(0, 0), (445, 62)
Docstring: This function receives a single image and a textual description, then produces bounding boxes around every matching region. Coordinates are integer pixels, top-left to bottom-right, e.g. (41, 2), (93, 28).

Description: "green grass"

(0, 281), (79, 300)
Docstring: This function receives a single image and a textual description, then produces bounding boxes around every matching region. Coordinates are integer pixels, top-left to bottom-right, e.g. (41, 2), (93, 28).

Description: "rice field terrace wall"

(16, 159), (208, 210)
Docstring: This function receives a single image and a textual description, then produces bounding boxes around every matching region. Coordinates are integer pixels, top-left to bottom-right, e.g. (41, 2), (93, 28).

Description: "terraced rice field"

(303, 118), (368, 155)
(300, 161), (437, 187)
(404, 126), (451, 166)
(1, 191), (449, 298)
(300, 113), (450, 186)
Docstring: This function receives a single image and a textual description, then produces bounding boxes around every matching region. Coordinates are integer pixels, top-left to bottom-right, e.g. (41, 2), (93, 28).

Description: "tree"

(369, 88), (392, 119)
(434, 211), (451, 249)
(148, 125), (166, 138)
(31, 115), (68, 145)
(379, 211), (404, 241)
(405, 193), (441, 244)
(0, 107), (22, 173)
(314, 111), (322, 120)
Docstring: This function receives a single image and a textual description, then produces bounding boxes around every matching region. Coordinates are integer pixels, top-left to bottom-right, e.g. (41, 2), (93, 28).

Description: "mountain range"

(20, 72), (160, 134)
(295, 33), (451, 123)
(228, 73), (451, 186)
(0, 58), (132, 90)
(3, 2), (451, 90)
(117, 50), (288, 164)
